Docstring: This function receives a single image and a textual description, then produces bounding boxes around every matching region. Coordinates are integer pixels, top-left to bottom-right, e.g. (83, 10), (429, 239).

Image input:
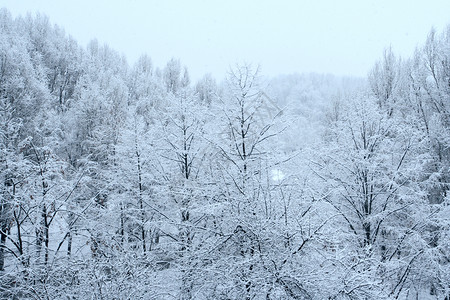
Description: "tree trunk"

(136, 141), (146, 253)
(0, 219), (6, 271)
(67, 231), (72, 257)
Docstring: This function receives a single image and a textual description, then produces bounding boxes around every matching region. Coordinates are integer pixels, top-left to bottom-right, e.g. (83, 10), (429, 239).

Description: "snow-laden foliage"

(0, 8), (449, 300)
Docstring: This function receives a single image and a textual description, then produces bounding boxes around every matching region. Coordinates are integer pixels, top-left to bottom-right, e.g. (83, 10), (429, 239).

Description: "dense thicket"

(0, 9), (449, 299)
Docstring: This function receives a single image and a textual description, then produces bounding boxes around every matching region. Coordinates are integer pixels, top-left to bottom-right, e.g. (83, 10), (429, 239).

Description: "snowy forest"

(0, 8), (449, 300)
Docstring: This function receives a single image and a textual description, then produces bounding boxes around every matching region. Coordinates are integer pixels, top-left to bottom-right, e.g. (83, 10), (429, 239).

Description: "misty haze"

(0, 1), (449, 299)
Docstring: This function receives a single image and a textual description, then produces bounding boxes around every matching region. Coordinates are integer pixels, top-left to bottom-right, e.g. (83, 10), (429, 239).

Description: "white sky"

(1, 0), (449, 81)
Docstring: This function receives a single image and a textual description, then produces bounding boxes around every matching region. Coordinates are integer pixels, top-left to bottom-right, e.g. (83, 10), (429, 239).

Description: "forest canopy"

(0, 8), (449, 300)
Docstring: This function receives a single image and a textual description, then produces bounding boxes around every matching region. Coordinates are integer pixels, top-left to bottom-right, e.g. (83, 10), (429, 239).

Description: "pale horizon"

(1, 0), (449, 81)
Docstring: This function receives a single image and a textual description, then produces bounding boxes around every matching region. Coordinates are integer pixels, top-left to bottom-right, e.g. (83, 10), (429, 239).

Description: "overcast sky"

(1, 0), (449, 81)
